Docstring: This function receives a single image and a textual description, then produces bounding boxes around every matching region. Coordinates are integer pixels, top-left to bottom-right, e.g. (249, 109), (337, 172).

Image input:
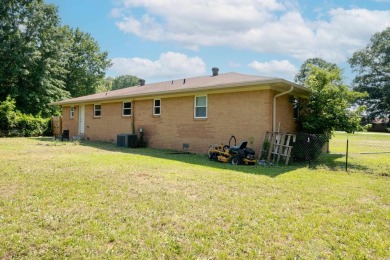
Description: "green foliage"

(111, 75), (140, 90)
(0, 0), (70, 117)
(63, 27), (112, 97)
(294, 57), (338, 85)
(0, 96), (50, 137)
(295, 61), (367, 135)
(361, 124), (372, 132)
(16, 113), (50, 137)
(0, 0), (111, 117)
(0, 96), (18, 136)
(292, 132), (329, 162)
(349, 27), (390, 120)
(260, 139), (270, 159)
(96, 77), (114, 93)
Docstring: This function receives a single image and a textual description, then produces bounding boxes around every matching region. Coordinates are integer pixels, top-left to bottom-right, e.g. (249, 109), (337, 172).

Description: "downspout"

(132, 99), (135, 134)
(273, 86), (294, 132)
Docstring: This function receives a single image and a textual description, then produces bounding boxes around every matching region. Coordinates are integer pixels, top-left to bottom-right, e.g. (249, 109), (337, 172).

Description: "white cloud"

(110, 8), (123, 18)
(248, 60), (298, 80)
(229, 61), (241, 68)
(109, 52), (206, 81)
(113, 1), (390, 62)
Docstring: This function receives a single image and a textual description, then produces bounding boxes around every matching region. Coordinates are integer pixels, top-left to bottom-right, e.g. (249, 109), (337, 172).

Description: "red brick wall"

(274, 92), (296, 133)
(61, 89), (297, 154)
(83, 102), (132, 142)
(61, 106), (78, 138)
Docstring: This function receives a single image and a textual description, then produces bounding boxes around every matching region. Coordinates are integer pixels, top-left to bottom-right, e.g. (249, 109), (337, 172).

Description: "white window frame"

(122, 101), (132, 116)
(94, 104), (101, 118)
(70, 106), (75, 119)
(153, 99), (161, 116)
(194, 95), (207, 119)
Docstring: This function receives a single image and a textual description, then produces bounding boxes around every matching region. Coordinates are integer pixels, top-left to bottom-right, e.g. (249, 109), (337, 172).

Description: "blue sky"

(46, 0), (390, 83)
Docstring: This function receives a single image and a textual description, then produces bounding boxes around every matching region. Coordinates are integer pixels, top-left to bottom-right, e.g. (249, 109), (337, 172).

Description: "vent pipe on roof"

(139, 79), (145, 86)
(212, 67), (219, 76)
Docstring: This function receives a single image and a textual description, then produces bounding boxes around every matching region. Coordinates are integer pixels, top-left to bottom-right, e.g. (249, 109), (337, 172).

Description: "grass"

(310, 132), (390, 175)
(0, 136), (389, 259)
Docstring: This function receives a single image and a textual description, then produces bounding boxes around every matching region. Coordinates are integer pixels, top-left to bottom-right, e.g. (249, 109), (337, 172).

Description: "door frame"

(78, 105), (85, 135)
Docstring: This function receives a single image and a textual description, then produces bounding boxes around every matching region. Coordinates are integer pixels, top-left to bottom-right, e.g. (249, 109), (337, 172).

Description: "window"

(70, 106), (75, 119)
(293, 105), (299, 119)
(153, 99), (161, 115)
(94, 104), (101, 117)
(292, 98), (299, 119)
(194, 95), (207, 118)
(123, 102), (132, 116)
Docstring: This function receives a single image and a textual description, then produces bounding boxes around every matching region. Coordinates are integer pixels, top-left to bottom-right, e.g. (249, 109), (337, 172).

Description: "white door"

(78, 105), (85, 134)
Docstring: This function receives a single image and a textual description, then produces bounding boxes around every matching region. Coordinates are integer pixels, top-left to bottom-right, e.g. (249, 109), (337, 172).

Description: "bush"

(16, 114), (50, 137)
(292, 132), (329, 162)
(361, 124), (372, 132)
(0, 96), (18, 137)
(0, 97), (51, 137)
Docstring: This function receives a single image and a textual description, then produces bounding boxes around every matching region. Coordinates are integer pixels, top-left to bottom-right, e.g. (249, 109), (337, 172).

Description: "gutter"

(273, 85), (294, 132)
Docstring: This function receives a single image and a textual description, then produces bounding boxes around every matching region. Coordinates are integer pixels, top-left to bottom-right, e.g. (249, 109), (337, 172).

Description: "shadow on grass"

(84, 140), (299, 178)
(33, 137), (382, 176)
(31, 137), (305, 178)
(293, 153), (382, 174)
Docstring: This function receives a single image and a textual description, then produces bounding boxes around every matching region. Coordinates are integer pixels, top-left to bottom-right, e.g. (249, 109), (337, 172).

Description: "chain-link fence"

(290, 132), (390, 175)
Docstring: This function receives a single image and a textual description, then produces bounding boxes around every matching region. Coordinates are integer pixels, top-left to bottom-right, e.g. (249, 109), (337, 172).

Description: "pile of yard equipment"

(208, 136), (256, 165)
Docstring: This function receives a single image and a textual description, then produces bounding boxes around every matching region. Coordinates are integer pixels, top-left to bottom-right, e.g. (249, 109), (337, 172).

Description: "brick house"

(50, 68), (310, 154)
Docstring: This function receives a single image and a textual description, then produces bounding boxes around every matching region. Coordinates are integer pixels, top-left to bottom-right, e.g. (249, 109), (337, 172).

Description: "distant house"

(369, 117), (389, 132)
(50, 68), (310, 154)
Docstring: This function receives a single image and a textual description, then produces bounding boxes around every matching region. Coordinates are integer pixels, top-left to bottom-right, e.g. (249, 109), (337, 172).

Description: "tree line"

(0, 0), (140, 118)
(0, 0), (389, 136)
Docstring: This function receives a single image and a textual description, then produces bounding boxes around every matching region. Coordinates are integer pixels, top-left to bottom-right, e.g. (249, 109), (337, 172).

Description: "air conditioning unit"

(117, 134), (129, 147)
(128, 134), (138, 148)
(117, 134), (138, 148)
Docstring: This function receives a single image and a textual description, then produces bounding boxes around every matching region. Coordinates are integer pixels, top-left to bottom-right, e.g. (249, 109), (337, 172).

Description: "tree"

(294, 57), (338, 85)
(96, 77), (114, 93)
(295, 62), (367, 135)
(0, 0), (111, 117)
(63, 26), (111, 97)
(0, 0), (69, 116)
(111, 75), (140, 90)
(349, 27), (390, 121)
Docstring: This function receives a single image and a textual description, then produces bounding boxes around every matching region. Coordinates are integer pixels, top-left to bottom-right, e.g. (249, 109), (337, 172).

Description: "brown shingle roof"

(50, 72), (309, 106)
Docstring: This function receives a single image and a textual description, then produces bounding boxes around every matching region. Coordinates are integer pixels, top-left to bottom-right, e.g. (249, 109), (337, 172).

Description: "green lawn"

(311, 132), (390, 174)
(0, 137), (389, 259)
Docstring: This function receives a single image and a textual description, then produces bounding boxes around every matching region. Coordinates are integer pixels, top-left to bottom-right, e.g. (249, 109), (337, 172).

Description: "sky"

(46, 0), (390, 83)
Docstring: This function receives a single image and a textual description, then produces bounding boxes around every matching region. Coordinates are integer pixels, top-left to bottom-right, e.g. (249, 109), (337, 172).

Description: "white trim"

(153, 99), (161, 116)
(194, 95), (207, 119)
(78, 105), (85, 134)
(70, 106), (75, 119)
(94, 104), (101, 118)
(122, 101), (132, 116)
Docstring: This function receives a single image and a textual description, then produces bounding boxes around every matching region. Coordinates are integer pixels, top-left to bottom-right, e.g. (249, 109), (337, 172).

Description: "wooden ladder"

(260, 131), (295, 165)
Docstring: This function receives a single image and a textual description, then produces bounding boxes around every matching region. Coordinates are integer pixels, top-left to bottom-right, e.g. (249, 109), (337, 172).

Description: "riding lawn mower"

(208, 136), (257, 165)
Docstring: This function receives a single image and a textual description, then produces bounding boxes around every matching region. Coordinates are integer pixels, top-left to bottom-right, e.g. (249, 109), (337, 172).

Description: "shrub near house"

(0, 96), (50, 137)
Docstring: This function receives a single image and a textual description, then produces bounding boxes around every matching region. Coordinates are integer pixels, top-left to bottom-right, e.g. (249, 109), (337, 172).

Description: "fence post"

(346, 137), (349, 172)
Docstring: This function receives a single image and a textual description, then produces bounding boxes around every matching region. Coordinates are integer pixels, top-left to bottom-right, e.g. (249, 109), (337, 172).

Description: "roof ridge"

(50, 72), (308, 106)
